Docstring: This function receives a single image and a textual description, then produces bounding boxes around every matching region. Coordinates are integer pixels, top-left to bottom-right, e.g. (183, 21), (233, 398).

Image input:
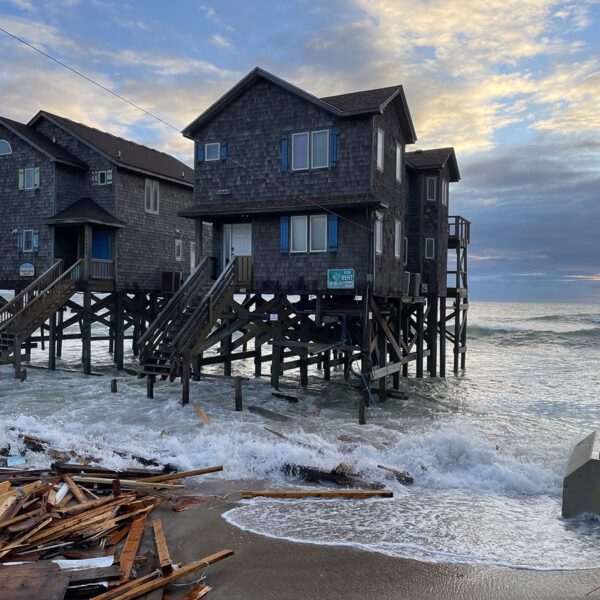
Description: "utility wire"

(0, 24), (374, 233)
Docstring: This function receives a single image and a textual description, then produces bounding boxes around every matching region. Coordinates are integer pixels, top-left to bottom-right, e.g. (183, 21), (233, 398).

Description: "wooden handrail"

(172, 259), (236, 360)
(138, 258), (211, 362)
(0, 260), (63, 329)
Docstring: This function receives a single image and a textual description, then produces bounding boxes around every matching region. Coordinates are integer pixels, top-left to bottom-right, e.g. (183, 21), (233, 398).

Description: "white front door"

(223, 223), (251, 268)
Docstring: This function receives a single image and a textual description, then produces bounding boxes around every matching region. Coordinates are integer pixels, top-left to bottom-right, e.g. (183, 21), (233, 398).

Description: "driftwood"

(242, 489), (393, 499)
(272, 391), (299, 403)
(283, 463), (385, 490)
(377, 464), (414, 485)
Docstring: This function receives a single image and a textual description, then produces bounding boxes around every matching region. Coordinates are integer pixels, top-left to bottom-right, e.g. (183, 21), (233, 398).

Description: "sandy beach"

(145, 481), (600, 600)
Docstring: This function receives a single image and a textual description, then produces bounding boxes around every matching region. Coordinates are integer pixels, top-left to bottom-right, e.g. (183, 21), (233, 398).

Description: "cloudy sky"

(1, 0), (599, 302)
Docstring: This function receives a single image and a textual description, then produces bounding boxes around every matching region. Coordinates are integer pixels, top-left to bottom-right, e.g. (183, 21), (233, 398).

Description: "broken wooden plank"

(271, 391), (298, 403)
(377, 464), (414, 485)
(181, 583), (212, 599)
(0, 561), (69, 600)
(72, 477), (183, 490)
(242, 489), (393, 499)
(63, 473), (88, 503)
(66, 564), (122, 585)
(142, 465), (223, 484)
(118, 514), (147, 583)
(91, 549), (234, 600)
(151, 518), (173, 575)
(248, 406), (292, 422)
(194, 404), (211, 426)
(53, 463), (166, 479)
(282, 464), (384, 490)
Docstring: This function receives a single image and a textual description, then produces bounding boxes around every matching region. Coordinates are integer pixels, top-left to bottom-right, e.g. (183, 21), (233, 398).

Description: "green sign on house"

(327, 269), (355, 289)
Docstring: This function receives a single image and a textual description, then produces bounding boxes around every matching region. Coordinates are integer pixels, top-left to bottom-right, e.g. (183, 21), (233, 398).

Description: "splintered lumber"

(72, 476), (184, 490)
(377, 464), (414, 485)
(283, 464), (384, 490)
(119, 514), (147, 582)
(91, 550), (234, 600)
(194, 404), (212, 426)
(242, 489), (393, 499)
(248, 406), (292, 422)
(0, 561), (70, 600)
(63, 473), (88, 503)
(142, 465), (223, 484)
(151, 518), (173, 575)
(53, 463), (167, 479)
(181, 583), (212, 599)
(264, 426), (287, 440)
(0, 516), (52, 558)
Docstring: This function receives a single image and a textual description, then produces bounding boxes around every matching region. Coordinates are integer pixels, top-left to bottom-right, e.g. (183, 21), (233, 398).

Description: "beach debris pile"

(0, 459), (233, 599)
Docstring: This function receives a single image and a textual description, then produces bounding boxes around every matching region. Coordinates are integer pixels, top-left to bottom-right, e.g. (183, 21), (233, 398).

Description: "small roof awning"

(179, 194), (384, 220)
(45, 197), (126, 228)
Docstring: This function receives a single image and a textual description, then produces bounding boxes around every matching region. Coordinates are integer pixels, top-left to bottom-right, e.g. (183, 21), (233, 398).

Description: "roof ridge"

(320, 84), (402, 100)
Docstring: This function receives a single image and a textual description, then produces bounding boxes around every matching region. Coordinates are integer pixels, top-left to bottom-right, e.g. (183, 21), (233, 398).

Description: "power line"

(0, 24), (374, 233)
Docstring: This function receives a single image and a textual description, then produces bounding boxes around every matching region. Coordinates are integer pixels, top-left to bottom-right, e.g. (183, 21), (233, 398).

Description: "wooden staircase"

(0, 259), (83, 365)
(138, 258), (236, 380)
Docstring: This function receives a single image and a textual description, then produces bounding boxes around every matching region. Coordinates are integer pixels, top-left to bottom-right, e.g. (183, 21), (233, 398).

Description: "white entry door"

(223, 223), (252, 268)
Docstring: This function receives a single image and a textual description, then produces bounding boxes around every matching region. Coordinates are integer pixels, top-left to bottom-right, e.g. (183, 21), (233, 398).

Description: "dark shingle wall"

(115, 169), (194, 291)
(0, 123), (54, 287)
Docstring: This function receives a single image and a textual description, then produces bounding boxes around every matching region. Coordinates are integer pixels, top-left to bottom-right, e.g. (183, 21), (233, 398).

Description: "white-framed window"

(442, 178), (448, 206)
(23, 229), (34, 253)
(425, 237), (435, 259)
(292, 132), (309, 171)
(309, 214), (327, 252)
(311, 130), (328, 169)
(426, 176), (437, 201)
(25, 167), (36, 190)
(144, 178), (160, 214)
(403, 237), (408, 266)
(98, 171), (107, 185)
(0, 140), (12, 156)
(375, 211), (383, 255)
(205, 142), (220, 161)
(395, 143), (402, 183)
(291, 215), (308, 252)
(175, 239), (183, 261)
(376, 128), (384, 172)
(394, 220), (401, 258)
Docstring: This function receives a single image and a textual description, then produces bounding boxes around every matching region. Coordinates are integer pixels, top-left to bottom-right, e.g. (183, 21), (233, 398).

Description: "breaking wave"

(469, 324), (600, 347)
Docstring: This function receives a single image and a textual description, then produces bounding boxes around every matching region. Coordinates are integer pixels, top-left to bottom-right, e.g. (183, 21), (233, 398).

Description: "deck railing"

(172, 258), (236, 361)
(91, 259), (115, 280)
(138, 257), (211, 364)
(448, 216), (471, 243)
(235, 256), (252, 288)
(0, 259), (82, 336)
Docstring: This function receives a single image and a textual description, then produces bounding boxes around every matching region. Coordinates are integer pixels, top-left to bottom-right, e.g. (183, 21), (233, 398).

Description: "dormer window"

(205, 142), (220, 161)
(0, 140), (12, 156)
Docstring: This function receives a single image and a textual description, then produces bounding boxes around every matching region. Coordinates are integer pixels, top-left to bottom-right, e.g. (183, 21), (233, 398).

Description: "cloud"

(210, 34), (232, 49)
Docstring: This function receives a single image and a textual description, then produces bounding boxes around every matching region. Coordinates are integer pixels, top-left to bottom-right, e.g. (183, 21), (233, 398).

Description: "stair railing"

(138, 257), (211, 364)
(0, 260), (64, 331)
(1, 259), (83, 336)
(172, 258), (236, 362)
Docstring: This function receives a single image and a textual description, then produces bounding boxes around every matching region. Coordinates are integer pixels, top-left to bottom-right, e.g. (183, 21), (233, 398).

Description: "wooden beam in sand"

(242, 489), (393, 499)
(142, 465), (223, 484)
(151, 518), (173, 575)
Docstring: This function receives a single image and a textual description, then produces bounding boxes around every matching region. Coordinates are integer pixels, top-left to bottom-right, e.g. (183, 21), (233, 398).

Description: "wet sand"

(143, 490), (600, 600)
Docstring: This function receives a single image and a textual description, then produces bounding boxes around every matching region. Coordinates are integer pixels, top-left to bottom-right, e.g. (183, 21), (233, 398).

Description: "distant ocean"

(1, 300), (600, 570)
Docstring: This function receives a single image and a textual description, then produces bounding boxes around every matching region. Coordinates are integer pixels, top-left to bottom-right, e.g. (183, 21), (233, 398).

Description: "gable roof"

(28, 111), (194, 187)
(182, 67), (417, 143)
(405, 147), (460, 182)
(45, 197), (126, 227)
(0, 116), (86, 169)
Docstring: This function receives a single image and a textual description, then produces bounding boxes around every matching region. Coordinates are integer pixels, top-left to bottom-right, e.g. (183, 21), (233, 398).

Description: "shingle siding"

(0, 123), (54, 288)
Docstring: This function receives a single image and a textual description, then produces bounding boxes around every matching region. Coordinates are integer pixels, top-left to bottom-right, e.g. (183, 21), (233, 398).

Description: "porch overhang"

(179, 194), (385, 220)
(45, 197), (126, 228)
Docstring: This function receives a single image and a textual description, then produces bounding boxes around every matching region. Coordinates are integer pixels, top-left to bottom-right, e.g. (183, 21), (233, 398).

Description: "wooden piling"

(192, 354), (202, 381)
(82, 289), (92, 376)
(234, 375), (243, 411)
(20, 367), (27, 382)
(182, 363), (190, 406)
(323, 350), (331, 381)
(439, 297), (446, 377)
(416, 303), (424, 378)
(48, 311), (56, 371)
(147, 375), (155, 399)
(254, 340), (262, 377)
(114, 292), (124, 371)
(428, 296), (438, 377)
(111, 379), (118, 393)
(56, 309), (63, 358)
(299, 312), (309, 387)
(222, 334), (232, 377)
(13, 335), (22, 380)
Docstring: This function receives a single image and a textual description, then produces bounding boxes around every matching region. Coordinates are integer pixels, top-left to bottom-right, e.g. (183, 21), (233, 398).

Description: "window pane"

(311, 131), (328, 168)
(292, 133), (309, 170)
(0, 140), (12, 155)
(377, 129), (384, 171)
(427, 177), (437, 200)
(396, 144), (402, 182)
(206, 143), (219, 160)
(145, 179), (151, 210)
(291, 216), (307, 252)
(153, 181), (159, 213)
(395, 221), (401, 257)
(426, 238), (435, 259)
(99, 171), (106, 185)
(25, 168), (34, 189)
(310, 215), (327, 251)
(375, 216), (383, 253)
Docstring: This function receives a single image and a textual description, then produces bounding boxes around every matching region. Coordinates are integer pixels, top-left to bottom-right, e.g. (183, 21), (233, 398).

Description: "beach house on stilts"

(137, 67), (471, 422)
(0, 112), (199, 375)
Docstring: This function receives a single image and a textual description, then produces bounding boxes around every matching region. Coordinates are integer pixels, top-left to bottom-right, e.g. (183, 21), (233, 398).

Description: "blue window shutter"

(17, 231), (23, 252)
(197, 143), (204, 162)
(18, 169), (24, 190)
(328, 214), (338, 252)
(281, 133), (288, 172)
(220, 141), (228, 160)
(330, 128), (339, 167)
(280, 216), (289, 253)
(33, 229), (40, 252)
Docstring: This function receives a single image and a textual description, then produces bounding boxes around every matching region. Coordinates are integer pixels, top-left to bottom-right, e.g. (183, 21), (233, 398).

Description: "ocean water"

(1, 300), (600, 570)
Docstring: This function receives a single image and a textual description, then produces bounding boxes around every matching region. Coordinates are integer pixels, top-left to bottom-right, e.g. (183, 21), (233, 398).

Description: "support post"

(439, 297), (446, 378)
(111, 378), (118, 393)
(402, 306), (410, 377)
(56, 309), (63, 357)
(114, 292), (124, 371)
(222, 333), (232, 377)
(254, 340), (262, 377)
(359, 292), (370, 425)
(393, 299), (401, 389)
(461, 301), (468, 371)
(299, 309), (309, 387)
(14, 335), (22, 380)
(192, 354), (202, 381)
(323, 350), (331, 381)
(82, 289), (92, 375)
(147, 375), (155, 399)
(416, 303), (424, 378)
(270, 301), (281, 391)
(182, 362), (190, 406)
(428, 296), (438, 377)
(377, 319), (387, 402)
(454, 298), (460, 374)
(48, 311), (56, 371)
(235, 375), (243, 411)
